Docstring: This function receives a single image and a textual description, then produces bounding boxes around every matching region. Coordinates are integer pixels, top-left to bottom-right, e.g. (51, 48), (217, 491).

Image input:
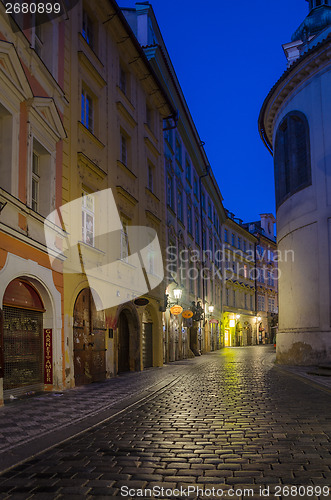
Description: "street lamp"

(173, 287), (183, 301)
(208, 305), (214, 314)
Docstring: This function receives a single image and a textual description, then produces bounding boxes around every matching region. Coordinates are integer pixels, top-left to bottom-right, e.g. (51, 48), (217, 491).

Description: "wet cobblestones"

(0, 347), (331, 499)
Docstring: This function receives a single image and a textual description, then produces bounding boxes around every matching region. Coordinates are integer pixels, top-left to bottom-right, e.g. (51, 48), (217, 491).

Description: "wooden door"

(118, 312), (130, 373)
(73, 289), (106, 386)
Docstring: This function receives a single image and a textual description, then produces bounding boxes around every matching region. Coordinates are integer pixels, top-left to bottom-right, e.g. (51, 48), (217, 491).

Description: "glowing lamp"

(173, 287), (182, 300)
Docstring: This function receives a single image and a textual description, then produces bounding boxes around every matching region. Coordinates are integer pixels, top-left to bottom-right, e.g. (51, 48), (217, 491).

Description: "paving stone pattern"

(0, 346), (331, 499)
(0, 362), (189, 452)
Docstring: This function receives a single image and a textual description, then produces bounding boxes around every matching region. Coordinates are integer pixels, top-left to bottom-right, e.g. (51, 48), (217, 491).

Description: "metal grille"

(3, 306), (43, 390)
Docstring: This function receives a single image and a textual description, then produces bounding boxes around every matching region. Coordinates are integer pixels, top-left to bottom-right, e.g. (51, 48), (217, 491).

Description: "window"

(243, 240), (246, 253)
(244, 265), (248, 278)
(259, 268), (265, 284)
(32, 153), (40, 212)
(274, 111), (311, 208)
(82, 10), (94, 48)
(175, 137), (182, 165)
(34, 23), (43, 57)
(197, 267), (201, 298)
(121, 133), (127, 166)
(250, 295), (253, 310)
(167, 175), (174, 209)
(268, 298), (275, 313)
(195, 218), (200, 245)
(187, 205), (192, 235)
(177, 190), (183, 221)
(224, 229), (228, 243)
(81, 89), (94, 132)
(164, 121), (173, 149)
(0, 103), (12, 193)
(119, 66), (127, 94)
(146, 104), (153, 130)
(177, 189), (183, 222)
(31, 139), (52, 217)
(208, 201), (212, 220)
(82, 191), (94, 246)
(148, 163), (154, 192)
(201, 192), (206, 211)
(232, 233), (235, 247)
(226, 288), (230, 306)
(202, 229), (206, 251)
(120, 217), (129, 262)
(258, 295), (265, 312)
(244, 293), (247, 309)
(189, 267), (195, 294)
(238, 237), (241, 249)
(185, 157), (191, 184)
(193, 176), (198, 198)
(233, 290), (236, 307)
(268, 271), (275, 287)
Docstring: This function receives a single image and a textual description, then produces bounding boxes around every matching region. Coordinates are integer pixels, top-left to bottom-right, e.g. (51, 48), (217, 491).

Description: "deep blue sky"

(121, 0), (308, 222)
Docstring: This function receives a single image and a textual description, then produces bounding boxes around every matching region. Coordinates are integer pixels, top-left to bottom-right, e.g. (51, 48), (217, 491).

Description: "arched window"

(274, 111), (311, 209)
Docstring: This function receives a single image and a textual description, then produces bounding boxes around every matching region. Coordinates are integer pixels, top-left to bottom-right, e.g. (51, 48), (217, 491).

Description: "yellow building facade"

(58, 0), (173, 388)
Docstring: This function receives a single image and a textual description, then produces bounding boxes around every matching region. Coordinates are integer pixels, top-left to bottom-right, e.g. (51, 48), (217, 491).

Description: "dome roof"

(292, 5), (331, 41)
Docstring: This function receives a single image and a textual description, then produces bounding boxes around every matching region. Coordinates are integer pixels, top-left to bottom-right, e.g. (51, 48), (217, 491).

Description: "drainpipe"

(199, 165), (210, 353)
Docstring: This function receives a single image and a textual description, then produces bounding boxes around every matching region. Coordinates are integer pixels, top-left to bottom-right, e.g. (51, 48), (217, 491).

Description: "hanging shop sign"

(44, 328), (53, 385)
(209, 319), (219, 324)
(182, 310), (194, 319)
(170, 305), (183, 316)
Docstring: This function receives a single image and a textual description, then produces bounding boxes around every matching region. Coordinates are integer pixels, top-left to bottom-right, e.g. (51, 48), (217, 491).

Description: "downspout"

(199, 165), (210, 353)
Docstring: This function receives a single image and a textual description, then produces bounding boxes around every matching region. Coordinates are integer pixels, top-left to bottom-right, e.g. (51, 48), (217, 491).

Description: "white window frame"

(120, 217), (129, 263)
(31, 151), (40, 212)
(82, 191), (95, 246)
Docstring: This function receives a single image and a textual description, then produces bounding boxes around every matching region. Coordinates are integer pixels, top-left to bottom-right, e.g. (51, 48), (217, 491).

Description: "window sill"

(78, 240), (105, 256)
(78, 122), (105, 149)
(79, 33), (104, 68)
(145, 187), (160, 202)
(117, 160), (137, 180)
(116, 86), (135, 114)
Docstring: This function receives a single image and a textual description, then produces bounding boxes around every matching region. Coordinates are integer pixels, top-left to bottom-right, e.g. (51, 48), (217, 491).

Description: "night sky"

(120, 0), (308, 223)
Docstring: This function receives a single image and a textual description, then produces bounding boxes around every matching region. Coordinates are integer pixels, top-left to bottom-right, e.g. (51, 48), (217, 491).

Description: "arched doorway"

(73, 288), (106, 386)
(2, 279), (45, 397)
(118, 310), (131, 373)
(142, 308), (153, 369)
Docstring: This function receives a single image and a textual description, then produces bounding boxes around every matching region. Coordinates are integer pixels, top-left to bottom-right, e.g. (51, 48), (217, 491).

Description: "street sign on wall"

(44, 329), (53, 385)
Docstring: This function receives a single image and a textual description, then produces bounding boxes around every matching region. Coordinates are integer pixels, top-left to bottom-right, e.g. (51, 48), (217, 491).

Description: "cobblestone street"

(0, 346), (331, 499)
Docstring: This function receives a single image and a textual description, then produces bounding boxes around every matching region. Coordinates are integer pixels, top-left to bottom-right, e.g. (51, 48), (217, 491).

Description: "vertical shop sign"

(44, 329), (53, 384)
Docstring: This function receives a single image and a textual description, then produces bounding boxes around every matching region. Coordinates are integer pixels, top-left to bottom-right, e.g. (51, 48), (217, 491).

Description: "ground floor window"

(2, 279), (45, 393)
